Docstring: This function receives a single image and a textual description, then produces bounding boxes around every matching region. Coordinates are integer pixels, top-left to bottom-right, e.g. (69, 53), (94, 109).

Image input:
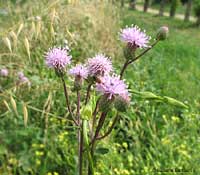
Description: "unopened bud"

(55, 69), (65, 77)
(156, 26), (169, 41)
(99, 95), (113, 112)
(123, 45), (135, 60)
(114, 95), (130, 112)
(73, 76), (83, 91)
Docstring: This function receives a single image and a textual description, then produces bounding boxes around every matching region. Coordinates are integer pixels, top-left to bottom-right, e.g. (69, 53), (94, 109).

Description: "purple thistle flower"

(20, 76), (31, 86)
(17, 71), (31, 86)
(45, 47), (71, 70)
(96, 74), (130, 100)
(69, 64), (88, 79)
(18, 71), (24, 79)
(87, 54), (112, 77)
(120, 25), (150, 49)
(0, 68), (8, 77)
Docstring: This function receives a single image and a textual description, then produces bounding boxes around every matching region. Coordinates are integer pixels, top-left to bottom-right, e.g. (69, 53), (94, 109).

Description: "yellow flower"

(32, 143), (37, 148)
(161, 137), (171, 145)
(172, 116), (180, 123)
(122, 142), (128, 149)
(47, 173), (52, 175)
(39, 144), (45, 148)
(8, 158), (17, 165)
(36, 159), (41, 165)
(58, 134), (64, 141)
(35, 151), (44, 156)
(54, 172), (59, 175)
(121, 169), (130, 175)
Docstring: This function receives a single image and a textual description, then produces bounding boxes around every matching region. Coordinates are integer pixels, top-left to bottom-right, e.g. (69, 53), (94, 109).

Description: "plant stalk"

(61, 76), (78, 126)
(97, 113), (119, 140)
(120, 40), (159, 79)
(85, 83), (92, 105)
(77, 90), (83, 175)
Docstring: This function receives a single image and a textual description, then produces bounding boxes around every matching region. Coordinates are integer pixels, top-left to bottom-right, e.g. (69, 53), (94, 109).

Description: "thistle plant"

(0, 68), (9, 77)
(44, 25), (169, 175)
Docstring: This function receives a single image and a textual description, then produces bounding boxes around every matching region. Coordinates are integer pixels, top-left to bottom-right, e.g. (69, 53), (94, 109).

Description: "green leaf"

(96, 147), (109, 155)
(131, 90), (163, 100)
(81, 105), (92, 120)
(163, 96), (189, 109)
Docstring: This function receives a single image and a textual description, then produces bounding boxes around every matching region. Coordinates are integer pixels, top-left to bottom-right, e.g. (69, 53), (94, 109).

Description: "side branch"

(120, 40), (159, 79)
(97, 114), (119, 140)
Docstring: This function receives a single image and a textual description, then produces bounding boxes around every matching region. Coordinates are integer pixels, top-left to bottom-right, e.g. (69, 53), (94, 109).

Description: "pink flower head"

(17, 71), (31, 86)
(69, 64), (88, 79)
(45, 47), (71, 70)
(120, 25), (150, 49)
(96, 74), (130, 100)
(18, 71), (24, 79)
(0, 68), (8, 77)
(87, 54), (112, 77)
(20, 76), (31, 86)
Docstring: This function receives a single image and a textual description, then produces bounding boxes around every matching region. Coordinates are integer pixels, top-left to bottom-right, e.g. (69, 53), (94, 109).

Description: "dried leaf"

(3, 37), (12, 52)
(17, 23), (24, 36)
(24, 37), (30, 60)
(23, 104), (28, 127)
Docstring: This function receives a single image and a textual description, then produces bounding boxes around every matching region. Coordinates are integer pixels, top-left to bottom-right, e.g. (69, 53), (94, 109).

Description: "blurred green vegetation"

(0, 0), (200, 175)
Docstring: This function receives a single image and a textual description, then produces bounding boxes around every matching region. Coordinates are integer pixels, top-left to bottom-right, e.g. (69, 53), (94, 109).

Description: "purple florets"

(87, 54), (112, 77)
(18, 71), (24, 79)
(0, 68), (8, 77)
(69, 64), (88, 79)
(45, 47), (71, 70)
(120, 25), (150, 49)
(96, 74), (129, 100)
(18, 71), (31, 86)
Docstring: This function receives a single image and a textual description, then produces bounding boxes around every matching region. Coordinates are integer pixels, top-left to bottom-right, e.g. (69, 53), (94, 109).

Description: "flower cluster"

(120, 25), (150, 49)
(45, 47), (71, 70)
(45, 47), (130, 110)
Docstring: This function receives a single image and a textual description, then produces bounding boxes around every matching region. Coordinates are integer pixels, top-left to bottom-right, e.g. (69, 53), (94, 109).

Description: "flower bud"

(55, 69), (65, 77)
(114, 95), (130, 112)
(99, 95), (113, 112)
(156, 26), (169, 41)
(73, 76), (83, 91)
(123, 45), (135, 60)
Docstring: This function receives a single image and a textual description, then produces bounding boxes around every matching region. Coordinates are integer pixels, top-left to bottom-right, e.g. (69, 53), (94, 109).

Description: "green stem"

(77, 90), (82, 175)
(83, 120), (94, 175)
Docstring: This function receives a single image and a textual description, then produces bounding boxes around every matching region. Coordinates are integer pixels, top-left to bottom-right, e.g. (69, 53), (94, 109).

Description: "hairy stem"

(120, 60), (130, 79)
(61, 76), (72, 114)
(128, 40), (159, 65)
(88, 112), (107, 175)
(91, 112), (107, 148)
(85, 83), (92, 105)
(91, 97), (101, 138)
(77, 90), (82, 175)
(61, 76), (78, 126)
(97, 113), (119, 140)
